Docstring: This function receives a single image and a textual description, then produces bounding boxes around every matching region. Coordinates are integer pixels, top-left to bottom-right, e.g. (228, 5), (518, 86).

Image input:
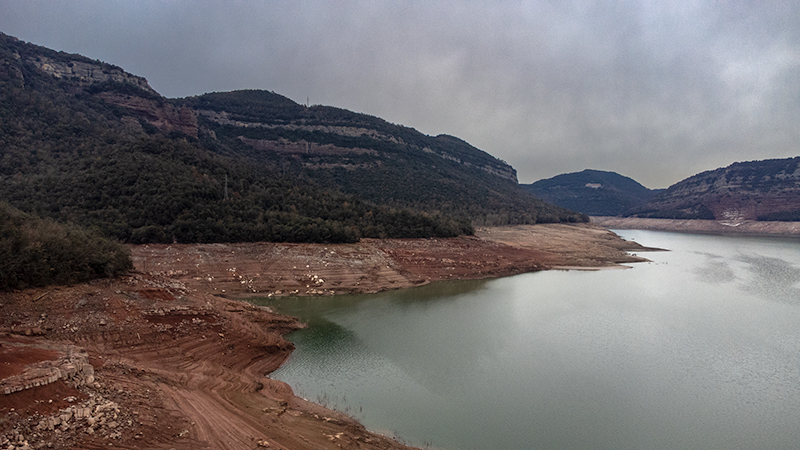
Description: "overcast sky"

(2, 1), (799, 188)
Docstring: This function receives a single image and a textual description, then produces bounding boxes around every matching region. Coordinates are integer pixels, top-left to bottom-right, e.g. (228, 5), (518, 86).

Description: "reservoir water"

(256, 230), (800, 450)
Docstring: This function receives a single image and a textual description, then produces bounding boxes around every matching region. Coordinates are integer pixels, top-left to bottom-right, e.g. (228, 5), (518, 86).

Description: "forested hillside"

(0, 33), (472, 243)
(626, 157), (800, 220)
(0, 32), (584, 246)
(523, 169), (659, 216)
(179, 90), (585, 225)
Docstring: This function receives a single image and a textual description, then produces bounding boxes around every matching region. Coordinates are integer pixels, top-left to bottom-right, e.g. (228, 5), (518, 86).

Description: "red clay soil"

(1, 380), (87, 425)
(1, 277), (409, 449)
(0, 224), (653, 449)
(0, 341), (58, 379)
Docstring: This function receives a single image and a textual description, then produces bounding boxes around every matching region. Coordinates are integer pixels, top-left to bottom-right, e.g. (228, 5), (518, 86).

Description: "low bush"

(0, 203), (132, 290)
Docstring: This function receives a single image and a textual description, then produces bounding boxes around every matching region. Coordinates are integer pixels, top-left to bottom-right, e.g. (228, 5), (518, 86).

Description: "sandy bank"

(1, 224), (654, 449)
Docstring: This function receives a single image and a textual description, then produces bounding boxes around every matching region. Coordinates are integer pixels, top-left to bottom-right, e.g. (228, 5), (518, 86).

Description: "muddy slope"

(1, 275), (416, 450)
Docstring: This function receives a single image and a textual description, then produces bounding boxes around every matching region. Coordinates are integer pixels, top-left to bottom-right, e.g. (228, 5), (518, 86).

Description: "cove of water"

(255, 231), (800, 450)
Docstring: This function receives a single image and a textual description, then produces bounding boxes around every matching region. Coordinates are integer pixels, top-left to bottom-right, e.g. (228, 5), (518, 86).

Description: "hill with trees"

(0, 32), (584, 245)
(522, 169), (660, 216)
(0, 203), (131, 289)
(177, 90), (584, 225)
(625, 157), (800, 220)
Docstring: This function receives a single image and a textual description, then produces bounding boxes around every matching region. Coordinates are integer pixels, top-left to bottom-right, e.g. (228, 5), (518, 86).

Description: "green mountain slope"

(1, 32), (585, 245)
(0, 32), (472, 243)
(522, 169), (660, 216)
(179, 90), (585, 225)
(626, 157), (800, 220)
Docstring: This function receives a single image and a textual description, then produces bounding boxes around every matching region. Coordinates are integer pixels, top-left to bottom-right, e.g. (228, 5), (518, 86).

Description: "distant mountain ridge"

(0, 32), (585, 245)
(626, 157), (800, 221)
(184, 90), (518, 182)
(522, 169), (660, 216)
(177, 90), (582, 225)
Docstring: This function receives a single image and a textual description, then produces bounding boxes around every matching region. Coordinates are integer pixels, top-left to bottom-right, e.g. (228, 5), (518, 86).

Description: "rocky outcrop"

(33, 395), (120, 433)
(96, 92), (198, 137)
(199, 109), (518, 182)
(475, 162), (518, 182)
(28, 55), (156, 94)
(628, 157), (800, 220)
(1, 395), (124, 450)
(2, 33), (198, 137)
(198, 109), (402, 142)
(237, 136), (378, 156)
(1, 342), (94, 395)
(420, 145), (518, 182)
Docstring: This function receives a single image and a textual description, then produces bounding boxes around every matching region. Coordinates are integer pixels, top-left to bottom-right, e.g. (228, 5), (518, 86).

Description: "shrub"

(0, 203), (132, 290)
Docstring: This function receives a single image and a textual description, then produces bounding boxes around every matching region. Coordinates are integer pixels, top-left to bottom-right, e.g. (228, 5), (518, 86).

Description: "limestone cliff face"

(29, 55), (156, 94)
(197, 109), (518, 182)
(420, 142), (518, 182)
(97, 92), (198, 137)
(7, 34), (197, 137)
(629, 157), (800, 220)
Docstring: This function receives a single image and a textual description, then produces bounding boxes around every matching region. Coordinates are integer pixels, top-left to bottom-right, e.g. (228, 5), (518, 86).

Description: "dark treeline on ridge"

(522, 169), (661, 217)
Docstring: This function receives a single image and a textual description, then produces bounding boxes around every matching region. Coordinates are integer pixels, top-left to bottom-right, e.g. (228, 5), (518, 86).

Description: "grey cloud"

(1, 0), (798, 188)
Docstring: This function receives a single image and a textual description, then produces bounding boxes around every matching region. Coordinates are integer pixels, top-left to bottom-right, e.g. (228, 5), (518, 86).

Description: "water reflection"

(737, 254), (800, 304)
(695, 258), (737, 284)
(262, 278), (492, 321)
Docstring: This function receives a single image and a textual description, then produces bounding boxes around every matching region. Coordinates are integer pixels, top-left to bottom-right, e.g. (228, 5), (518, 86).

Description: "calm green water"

(255, 230), (800, 450)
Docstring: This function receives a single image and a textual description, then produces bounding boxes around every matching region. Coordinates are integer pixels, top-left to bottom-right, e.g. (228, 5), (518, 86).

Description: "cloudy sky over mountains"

(2, 1), (798, 187)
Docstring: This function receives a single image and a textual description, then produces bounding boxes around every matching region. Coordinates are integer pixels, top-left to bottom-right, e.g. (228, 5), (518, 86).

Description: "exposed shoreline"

(592, 216), (800, 237)
(128, 223), (656, 300)
(1, 224), (657, 449)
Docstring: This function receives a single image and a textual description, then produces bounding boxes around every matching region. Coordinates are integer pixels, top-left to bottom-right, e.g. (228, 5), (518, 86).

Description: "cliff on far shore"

(593, 216), (800, 236)
(625, 157), (800, 221)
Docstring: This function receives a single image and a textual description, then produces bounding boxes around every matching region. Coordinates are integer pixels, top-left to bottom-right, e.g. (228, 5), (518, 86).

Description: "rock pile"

(1, 395), (123, 450)
(34, 396), (121, 435)
(1, 345), (94, 395)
